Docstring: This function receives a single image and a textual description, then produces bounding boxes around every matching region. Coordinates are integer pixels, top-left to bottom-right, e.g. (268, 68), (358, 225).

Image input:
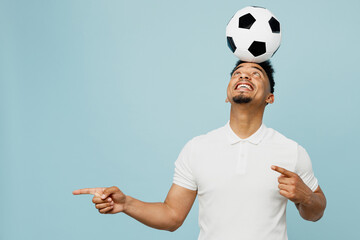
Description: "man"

(73, 60), (326, 240)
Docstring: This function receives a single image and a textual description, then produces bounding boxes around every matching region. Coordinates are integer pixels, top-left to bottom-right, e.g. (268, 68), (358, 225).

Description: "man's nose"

(239, 73), (250, 80)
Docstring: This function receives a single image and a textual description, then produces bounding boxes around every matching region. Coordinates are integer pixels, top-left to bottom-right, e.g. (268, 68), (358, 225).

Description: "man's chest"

(191, 142), (297, 197)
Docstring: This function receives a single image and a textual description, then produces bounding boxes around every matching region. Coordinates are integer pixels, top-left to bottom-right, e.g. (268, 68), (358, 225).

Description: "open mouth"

(235, 82), (254, 91)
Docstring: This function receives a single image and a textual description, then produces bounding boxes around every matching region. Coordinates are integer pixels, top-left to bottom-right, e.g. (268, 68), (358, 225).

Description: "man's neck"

(229, 104), (265, 139)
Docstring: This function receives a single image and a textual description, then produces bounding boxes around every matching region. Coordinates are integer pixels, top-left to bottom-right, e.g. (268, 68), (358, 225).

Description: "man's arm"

(295, 185), (326, 221)
(271, 165), (326, 222)
(73, 184), (197, 232)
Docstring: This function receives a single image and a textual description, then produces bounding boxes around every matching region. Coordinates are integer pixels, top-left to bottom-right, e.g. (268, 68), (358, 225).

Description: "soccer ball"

(226, 6), (281, 63)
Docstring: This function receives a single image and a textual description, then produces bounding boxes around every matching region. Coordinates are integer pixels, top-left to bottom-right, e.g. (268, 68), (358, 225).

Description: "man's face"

(226, 62), (274, 106)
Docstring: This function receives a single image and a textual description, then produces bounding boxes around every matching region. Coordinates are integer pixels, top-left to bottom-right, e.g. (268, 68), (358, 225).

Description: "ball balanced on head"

(226, 6), (281, 63)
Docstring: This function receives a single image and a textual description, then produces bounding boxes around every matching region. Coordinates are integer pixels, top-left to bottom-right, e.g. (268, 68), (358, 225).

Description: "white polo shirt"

(173, 121), (318, 240)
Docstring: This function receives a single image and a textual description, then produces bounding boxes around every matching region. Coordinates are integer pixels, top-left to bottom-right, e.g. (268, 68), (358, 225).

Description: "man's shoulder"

(189, 123), (227, 146)
(264, 126), (299, 147)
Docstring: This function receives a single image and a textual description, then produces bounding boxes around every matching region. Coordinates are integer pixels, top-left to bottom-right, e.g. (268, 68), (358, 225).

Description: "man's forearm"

(123, 196), (181, 231)
(296, 189), (326, 222)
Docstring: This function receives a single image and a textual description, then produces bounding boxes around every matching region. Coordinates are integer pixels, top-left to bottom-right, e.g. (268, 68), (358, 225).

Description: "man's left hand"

(271, 165), (313, 205)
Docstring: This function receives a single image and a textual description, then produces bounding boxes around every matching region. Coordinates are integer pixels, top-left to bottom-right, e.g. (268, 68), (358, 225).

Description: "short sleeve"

(295, 145), (319, 192)
(173, 140), (197, 191)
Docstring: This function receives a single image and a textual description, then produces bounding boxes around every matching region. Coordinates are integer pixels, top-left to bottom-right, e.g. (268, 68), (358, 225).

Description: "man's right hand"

(73, 184), (197, 231)
(73, 186), (127, 214)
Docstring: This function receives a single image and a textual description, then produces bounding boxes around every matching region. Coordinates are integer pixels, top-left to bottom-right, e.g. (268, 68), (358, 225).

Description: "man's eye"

(253, 72), (260, 77)
(233, 72), (240, 76)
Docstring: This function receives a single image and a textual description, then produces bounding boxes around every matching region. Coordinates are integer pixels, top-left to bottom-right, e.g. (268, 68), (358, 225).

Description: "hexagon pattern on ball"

(226, 6), (281, 63)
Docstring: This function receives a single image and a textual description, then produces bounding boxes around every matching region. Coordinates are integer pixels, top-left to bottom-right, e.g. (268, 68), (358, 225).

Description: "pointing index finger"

(72, 188), (100, 196)
(271, 165), (295, 177)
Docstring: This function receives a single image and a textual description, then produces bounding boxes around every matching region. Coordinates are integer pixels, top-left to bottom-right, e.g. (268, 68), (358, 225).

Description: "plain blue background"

(1, 0), (359, 239)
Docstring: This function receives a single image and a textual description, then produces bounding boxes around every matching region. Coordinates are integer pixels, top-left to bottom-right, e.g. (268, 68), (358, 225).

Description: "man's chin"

(233, 96), (252, 104)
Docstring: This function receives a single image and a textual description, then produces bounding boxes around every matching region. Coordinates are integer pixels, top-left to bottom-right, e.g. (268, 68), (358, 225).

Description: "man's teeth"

(236, 84), (252, 90)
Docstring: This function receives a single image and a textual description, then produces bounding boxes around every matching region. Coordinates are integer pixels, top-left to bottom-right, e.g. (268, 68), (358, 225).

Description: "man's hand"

(73, 186), (127, 214)
(271, 165), (313, 205)
(73, 184), (197, 231)
(271, 165), (326, 221)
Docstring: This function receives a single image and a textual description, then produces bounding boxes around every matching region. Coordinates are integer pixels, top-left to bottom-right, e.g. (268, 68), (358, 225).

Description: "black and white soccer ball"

(226, 6), (281, 63)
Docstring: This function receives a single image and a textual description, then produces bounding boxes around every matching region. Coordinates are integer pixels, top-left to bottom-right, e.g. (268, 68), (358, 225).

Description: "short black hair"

(230, 60), (275, 93)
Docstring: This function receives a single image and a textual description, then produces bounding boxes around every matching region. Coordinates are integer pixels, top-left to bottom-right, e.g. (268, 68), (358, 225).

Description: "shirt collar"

(225, 121), (267, 145)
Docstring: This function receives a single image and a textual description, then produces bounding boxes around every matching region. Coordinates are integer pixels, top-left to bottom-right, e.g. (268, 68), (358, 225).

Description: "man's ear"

(265, 93), (274, 104)
(225, 97), (229, 103)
